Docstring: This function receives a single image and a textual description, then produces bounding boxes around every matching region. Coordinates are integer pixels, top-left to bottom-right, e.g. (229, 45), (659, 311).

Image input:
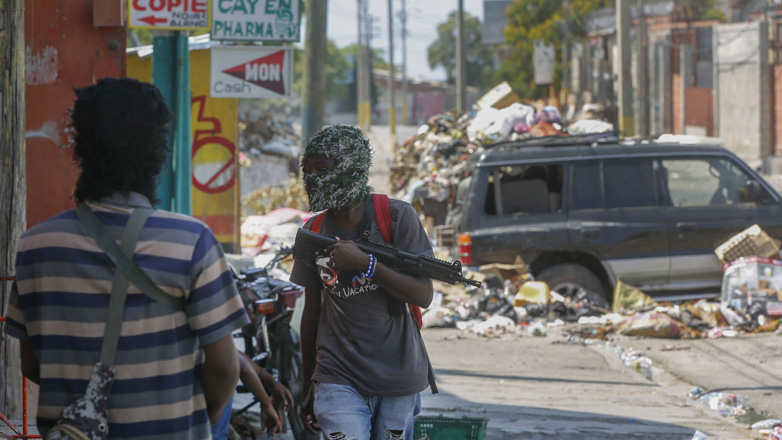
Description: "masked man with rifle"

(290, 125), (437, 440)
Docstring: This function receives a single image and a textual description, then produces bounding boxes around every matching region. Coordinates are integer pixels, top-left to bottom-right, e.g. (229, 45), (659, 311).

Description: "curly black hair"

(71, 77), (173, 205)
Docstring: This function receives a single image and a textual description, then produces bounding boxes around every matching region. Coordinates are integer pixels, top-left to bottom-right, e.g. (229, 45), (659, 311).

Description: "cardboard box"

(714, 224), (781, 263)
(479, 256), (529, 282)
(476, 81), (522, 110)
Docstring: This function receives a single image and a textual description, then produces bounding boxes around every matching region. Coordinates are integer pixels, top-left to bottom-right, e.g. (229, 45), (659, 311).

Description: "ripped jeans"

(313, 382), (421, 440)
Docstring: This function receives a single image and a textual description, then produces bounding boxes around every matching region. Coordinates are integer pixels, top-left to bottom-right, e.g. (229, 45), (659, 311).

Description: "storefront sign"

(210, 46), (293, 98)
(128, 0), (210, 30)
(212, 0), (300, 42)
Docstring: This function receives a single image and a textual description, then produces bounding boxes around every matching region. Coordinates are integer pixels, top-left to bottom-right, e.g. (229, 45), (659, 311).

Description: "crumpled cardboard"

(612, 280), (658, 313)
(613, 311), (682, 338)
(479, 256), (529, 282)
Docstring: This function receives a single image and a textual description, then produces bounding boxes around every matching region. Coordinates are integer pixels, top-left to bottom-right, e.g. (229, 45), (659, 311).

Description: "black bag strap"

(75, 205), (185, 312)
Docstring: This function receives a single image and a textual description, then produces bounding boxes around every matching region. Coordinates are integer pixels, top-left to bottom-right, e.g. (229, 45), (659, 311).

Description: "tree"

(1, 0), (26, 419)
(427, 11), (493, 88)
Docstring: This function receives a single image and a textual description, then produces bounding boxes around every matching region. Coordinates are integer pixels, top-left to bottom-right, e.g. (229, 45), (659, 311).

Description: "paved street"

(420, 326), (779, 440)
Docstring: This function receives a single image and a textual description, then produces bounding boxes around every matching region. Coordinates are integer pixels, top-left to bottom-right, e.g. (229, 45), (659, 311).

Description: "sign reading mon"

(210, 46), (293, 98)
(129, 0), (210, 30)
(212, 0), (301, 42)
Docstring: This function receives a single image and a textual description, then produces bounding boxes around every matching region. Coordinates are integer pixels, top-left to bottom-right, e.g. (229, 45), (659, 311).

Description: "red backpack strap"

(372, 194), (424, 329)
(309, 212), (327, 233)
(372, 194), (393, 244)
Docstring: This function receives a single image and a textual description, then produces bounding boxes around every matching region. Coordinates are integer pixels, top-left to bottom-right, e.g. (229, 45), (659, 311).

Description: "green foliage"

(496, 0), (610, 100)
(291, 40), (350, 101)
(427, 11), (493, 88)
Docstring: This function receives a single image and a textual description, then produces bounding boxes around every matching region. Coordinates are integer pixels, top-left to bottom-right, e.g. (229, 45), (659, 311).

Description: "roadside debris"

(389, 81), (615, 220)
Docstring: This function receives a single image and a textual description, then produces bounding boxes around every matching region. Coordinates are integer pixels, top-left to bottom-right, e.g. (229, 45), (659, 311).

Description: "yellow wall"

(127, 49), (240, 251)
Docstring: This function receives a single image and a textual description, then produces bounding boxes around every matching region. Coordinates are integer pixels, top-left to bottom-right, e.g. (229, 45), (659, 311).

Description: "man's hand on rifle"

(326, 237), (370, 273)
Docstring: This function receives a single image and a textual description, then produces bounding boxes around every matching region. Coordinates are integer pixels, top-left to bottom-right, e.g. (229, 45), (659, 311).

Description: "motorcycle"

(231, 246), (317, 440)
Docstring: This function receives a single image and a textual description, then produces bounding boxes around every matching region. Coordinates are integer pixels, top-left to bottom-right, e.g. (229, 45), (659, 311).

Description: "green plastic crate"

(413, 415), (488, 440)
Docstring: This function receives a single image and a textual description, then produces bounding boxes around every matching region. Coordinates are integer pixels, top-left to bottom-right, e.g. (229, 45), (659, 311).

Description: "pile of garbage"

(238, 111), (300, 160)
(421, 224), (782, 341)
(241, 173), (309, 217)
(389, 81), (615, 219)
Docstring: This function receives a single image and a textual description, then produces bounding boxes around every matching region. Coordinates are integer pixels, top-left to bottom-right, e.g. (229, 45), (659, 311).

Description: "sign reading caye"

(212, 0), (301, 42)
(210, 46), (293, 98)
(128, 0), (211, 30)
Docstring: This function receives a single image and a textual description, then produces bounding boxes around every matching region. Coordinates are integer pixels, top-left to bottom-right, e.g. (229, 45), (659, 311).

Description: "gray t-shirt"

(290, 198), (433, 397)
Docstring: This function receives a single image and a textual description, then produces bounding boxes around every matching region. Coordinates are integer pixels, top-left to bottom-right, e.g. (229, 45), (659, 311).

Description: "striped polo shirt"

(3, 192), (249, 439)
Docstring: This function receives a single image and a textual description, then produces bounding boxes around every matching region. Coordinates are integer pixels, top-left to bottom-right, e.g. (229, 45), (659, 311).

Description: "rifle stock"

(293, 228), (481, 287)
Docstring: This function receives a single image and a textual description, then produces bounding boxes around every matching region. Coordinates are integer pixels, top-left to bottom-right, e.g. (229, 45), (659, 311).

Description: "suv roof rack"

(485, 131), (622, 150)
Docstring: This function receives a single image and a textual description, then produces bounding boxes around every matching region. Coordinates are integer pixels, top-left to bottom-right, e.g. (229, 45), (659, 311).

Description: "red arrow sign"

(139, 15), (168, 25)
(222, 51), (286, 95)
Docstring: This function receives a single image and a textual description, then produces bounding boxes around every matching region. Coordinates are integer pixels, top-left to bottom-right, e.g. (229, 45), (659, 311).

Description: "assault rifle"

(293, 228), (482, 287)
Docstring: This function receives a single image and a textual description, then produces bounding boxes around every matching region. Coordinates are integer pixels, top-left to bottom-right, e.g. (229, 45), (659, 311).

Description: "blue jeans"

(211, 394), (234, 440)
(313, 382), (421, 440)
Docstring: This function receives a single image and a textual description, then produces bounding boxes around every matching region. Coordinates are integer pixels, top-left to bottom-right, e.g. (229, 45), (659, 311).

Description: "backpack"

(308, 194), (424, 329)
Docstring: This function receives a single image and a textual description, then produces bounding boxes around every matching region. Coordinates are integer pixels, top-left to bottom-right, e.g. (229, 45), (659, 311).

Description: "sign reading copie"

(210, 46), (293, 98)
(129, 0), (210, 30)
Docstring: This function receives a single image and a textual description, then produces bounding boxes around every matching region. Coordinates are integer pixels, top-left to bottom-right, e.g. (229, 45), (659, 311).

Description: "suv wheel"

(536, 264), (606, 301)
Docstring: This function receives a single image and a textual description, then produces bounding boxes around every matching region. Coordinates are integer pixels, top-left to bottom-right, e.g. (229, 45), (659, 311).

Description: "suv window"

(604, 158), (658, 208)
(571, 158), (658, 210)
(661, 157), (774, 207)
(484, 163), (564, 216)
(571, 161), (602, 210)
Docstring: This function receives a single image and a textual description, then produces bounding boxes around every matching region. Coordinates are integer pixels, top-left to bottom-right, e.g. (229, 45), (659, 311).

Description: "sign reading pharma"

(212, 0), (301, 41)
(128, 0), (210, 30)
(210, 46), (293, 98)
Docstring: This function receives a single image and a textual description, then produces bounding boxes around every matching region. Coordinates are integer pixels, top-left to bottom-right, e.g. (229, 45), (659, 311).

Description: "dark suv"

(442, 137), (782, 302)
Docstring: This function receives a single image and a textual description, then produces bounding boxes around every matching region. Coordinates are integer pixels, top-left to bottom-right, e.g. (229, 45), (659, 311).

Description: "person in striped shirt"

(3, 78), (249, 439)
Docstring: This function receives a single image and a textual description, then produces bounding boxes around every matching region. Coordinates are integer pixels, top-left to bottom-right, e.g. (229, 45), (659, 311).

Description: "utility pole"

(387, 0), (396, 149)
(0, 0), (26, 418)
(357, 0), (368, 131)
(562, 0), (570, 106)
(301, 0), (328, 143)
(455, 0), (466, 112)
(365, 7), (374, 127)
(635, 0), (648, 137)
(400, 0), (408, 125)
(617, 0), (634, 136)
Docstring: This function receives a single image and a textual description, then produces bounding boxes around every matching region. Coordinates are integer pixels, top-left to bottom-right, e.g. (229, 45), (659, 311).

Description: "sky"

(325, 0), (485, 82)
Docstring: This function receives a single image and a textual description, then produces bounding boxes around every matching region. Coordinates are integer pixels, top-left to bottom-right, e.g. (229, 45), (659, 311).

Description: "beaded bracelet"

(363, 254), (377, 279)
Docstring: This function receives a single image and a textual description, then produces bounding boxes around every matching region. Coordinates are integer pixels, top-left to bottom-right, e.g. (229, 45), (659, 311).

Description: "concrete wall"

(240, 153), (294, 197)
(714, 20), (770, 161)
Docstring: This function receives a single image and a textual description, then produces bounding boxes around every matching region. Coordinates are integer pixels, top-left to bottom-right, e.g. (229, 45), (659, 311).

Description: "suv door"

(468, 163), (568, 265)
(567, 158), (671, 289)
(659, 155), (782, 293)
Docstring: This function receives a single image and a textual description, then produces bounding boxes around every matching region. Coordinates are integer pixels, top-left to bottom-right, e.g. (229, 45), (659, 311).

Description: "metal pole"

(635, 0), (648, 137)
(455, 0), (466, 112)
(387, 0), (396, 148)
(562, 0), (570, 105)
(301, 0), (329, 143)
(401, 0), (408, 124)
(357, 0), (366, 130)
(152, 31), (192, 214)
(617, 0), (634, 136)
